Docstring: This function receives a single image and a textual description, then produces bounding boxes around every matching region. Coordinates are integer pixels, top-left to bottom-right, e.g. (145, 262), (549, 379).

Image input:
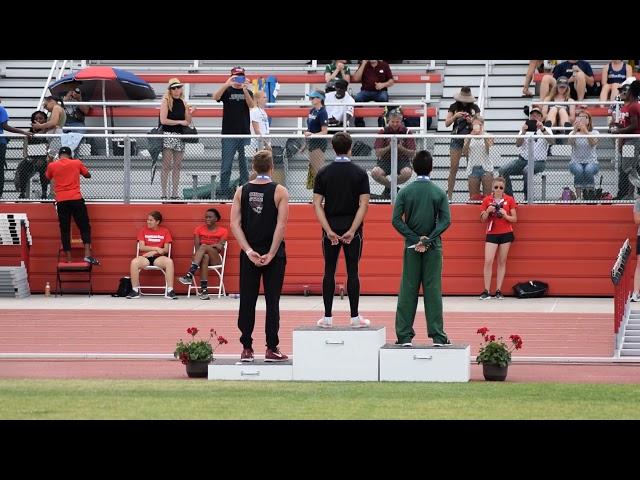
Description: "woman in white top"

(250, 90), (271, 153)
(568, 110), (599, 199)
(463, 115), (494, 199)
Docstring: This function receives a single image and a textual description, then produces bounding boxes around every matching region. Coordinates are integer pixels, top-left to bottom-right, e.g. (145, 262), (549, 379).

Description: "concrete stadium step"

(620, 349), (640, 356)
(445, 65), (528, 76)
(445, 75), (524, 87)
(443, 86), (524, 98)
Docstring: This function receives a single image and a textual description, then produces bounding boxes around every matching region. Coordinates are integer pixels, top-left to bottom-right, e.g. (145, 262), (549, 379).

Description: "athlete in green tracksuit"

(391, 150), (451, 346)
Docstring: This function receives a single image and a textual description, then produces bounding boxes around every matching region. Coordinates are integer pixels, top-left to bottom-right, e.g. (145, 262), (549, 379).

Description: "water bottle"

(44, 282), (51, 297)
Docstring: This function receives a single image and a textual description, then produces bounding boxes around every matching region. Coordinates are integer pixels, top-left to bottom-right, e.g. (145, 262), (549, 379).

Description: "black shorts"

(376, 159), (412, 176)
(637, 236), (640, 255)
(450, 137), (465, 150)
(486, 232), (515, 244)
(307, 138), (328, 152)
(147, 255), (159, 266)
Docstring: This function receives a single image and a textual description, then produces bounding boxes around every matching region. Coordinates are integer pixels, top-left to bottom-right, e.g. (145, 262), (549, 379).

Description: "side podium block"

(293, 326), (386, 381)
(379, 344), (470, 382)
(208, 359), (293, 380)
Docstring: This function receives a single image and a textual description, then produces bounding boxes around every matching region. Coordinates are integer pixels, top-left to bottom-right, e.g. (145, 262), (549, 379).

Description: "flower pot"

(185, 360), (211, 378)
(482, 363), (508, 381)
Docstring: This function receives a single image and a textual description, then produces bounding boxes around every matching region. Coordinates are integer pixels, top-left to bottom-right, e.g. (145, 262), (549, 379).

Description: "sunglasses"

(170, 85), (182, 90)
(493, 185), (504, 190)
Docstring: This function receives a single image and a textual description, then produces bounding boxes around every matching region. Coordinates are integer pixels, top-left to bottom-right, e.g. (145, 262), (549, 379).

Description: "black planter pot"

(185, 360), (211, 378)
(482, 363), (508, 381)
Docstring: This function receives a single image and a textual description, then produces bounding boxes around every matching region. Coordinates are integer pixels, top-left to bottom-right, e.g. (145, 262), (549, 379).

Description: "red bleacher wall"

(0, 203), (634, 296)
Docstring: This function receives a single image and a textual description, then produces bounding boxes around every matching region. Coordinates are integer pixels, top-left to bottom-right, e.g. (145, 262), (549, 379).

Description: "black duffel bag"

(513, 280), (548, 299)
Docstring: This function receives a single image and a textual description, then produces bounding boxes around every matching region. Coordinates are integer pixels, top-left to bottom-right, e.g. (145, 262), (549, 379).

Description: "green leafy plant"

(174, 327), (228, 364)
(476, 327), (523, 367)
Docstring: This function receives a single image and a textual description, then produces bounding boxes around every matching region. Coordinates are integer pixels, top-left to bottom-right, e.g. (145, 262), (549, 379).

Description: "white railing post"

(391, 137), (398, 204)
(123, 136), (131, 204)
(38, 60), (58, 109)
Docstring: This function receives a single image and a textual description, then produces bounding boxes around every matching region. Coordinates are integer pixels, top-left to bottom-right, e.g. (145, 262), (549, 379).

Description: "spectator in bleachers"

(610, 79), (640, 199)
(14, 111), (50, 199)
(213, 66), (255, 198)
(463, 115), (494, 200)
(249, 90), (271, 153)
(324, 60), (351, 83)
(126, 210), (177, 300)
(0, 98), (32, 198)
(600, 60), (633, 105)
(372, 110), (416, 199)
(540, 60), (596, 102)
(45, 146), (100, 266)
(178, 208), (228, 300)
(479, 176), (517, 300)
(568, 111), (599, 199)
(351, 60), (394, 128)
(522, 60), (543, 97)
(304, 90), (329, 189)
(62, 87), (89, 133)
(541, 76), (576, 132)
(631, 198), (640, 302)
(32, 96), (66, 161)
(159, 78), (192, 200)
(325, 79), (355, 128)
(499, 106), (553, 200)
(444, 86), (481, 201)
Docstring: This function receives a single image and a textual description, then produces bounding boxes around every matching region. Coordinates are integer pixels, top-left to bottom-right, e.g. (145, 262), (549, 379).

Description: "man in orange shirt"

(45, 146), (100, 265)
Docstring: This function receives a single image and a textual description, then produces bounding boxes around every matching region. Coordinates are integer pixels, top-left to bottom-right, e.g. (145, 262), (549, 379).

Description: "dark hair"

(629, 80), (640, 100)
(412, 150), (433, 176)
(148, 210), (163, 223)
(206, 208), (221, 221)
(30, 110), (46, 123)
(331, 131), (353, 154)
(252, 150), (273, 174)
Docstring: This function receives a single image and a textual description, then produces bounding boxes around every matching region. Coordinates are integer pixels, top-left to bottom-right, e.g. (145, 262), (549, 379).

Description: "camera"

(490, 199), (504, 218)
(234, 75), (246, 84)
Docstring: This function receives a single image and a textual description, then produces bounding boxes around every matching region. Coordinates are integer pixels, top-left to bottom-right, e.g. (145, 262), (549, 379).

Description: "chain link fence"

(3, 132), (640, 204)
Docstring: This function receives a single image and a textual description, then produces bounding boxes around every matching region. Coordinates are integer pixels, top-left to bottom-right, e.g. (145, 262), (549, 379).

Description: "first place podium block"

(379, 344), (470, 382)
(208, 358), (293, 381)
(293, 325), (386, 381)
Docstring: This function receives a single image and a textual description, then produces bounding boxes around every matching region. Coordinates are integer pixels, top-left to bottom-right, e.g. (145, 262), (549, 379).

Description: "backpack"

(112, 276), (133, 297)
(512, 280), (548, 299)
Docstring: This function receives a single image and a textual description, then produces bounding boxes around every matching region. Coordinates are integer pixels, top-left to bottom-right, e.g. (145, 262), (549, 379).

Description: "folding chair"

(55, 239), (92, 296)
(187, 242), (227, 298)
(136, 241), (172, 296)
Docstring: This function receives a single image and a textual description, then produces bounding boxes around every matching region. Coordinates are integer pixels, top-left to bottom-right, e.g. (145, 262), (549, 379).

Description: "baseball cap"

(556, 76), (569, 86)
(619, 77), (636, 90)
(529, 106), (543, 116)
(334, 78), (348, 89)
(58, 146), (72, 157)
(230, 66), (245, 76)
(73, 87), (81, 94)
(308, 90), (325, 100)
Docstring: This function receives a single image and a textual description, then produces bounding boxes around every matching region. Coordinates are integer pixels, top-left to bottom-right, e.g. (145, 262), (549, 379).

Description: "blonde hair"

(493, 176), (506, 185)
(163, 77), (184, 112)
(472, 114), (485, 124)
(545, 84), (571, 103)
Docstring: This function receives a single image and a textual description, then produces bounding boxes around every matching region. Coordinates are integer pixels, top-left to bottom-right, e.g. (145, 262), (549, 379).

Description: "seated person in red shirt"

(45, 146), (100, 265)
(127, 210), (177, 299)
(372, 110), (415, 199)
(178, 208), (229, 300)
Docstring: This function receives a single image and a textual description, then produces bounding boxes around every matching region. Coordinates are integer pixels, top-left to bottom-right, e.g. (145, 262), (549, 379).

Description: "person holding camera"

(159, 78), (193, 200)
(568, 111), (599, 199)
(479, 176), (517, 300)
(499, 106), (553, 200)
(213, 66), (255, 198)
(445, 87), (481, 201)
(463, 115), (494, 200)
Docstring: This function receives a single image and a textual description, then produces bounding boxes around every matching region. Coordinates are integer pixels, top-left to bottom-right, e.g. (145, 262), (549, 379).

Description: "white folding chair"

(187, 242), (227, 298)
(136, 241), (172, 296)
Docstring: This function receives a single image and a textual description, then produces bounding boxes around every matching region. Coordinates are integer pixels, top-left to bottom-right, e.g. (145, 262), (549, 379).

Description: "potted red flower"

(476, 327), (523, 381)
(174, 327), (228, 378)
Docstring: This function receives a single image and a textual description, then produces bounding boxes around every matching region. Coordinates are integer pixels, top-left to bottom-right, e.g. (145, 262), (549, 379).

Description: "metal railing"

(611, 239), (632, 343)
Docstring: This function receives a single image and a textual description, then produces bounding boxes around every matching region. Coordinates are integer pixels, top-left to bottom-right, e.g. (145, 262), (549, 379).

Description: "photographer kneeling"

(479, 176), (517, 300)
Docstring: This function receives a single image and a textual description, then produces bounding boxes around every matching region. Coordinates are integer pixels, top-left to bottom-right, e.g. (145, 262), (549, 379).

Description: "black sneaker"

(479, 290), (491, 300)
(84, 256), (101, 266)
(433, 339), (452, 347)
(494, 290), (505, 300)
(395, 341), (413, 347)
(178, 273), (193, 285)
(199, 289), (210, 300)
(164, 289), (178, 300)
(126, 290), (141, 299)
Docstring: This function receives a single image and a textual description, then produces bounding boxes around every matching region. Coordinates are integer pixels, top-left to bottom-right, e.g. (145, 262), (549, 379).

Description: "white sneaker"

(350, 316), (370, 328)
(631, 292), (640, 302)
(316, 317), (333, 328)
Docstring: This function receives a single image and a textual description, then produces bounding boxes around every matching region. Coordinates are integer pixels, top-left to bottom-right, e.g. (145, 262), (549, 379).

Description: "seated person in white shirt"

(325, 79), (355, 127)
(498, 106), (553, 200)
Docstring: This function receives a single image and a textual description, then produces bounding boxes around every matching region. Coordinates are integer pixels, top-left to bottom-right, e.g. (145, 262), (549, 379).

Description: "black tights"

(322, 229), (363, 318)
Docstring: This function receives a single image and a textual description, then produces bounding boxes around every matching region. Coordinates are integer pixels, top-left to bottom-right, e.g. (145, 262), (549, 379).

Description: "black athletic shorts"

(486, 232), (515, 244)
